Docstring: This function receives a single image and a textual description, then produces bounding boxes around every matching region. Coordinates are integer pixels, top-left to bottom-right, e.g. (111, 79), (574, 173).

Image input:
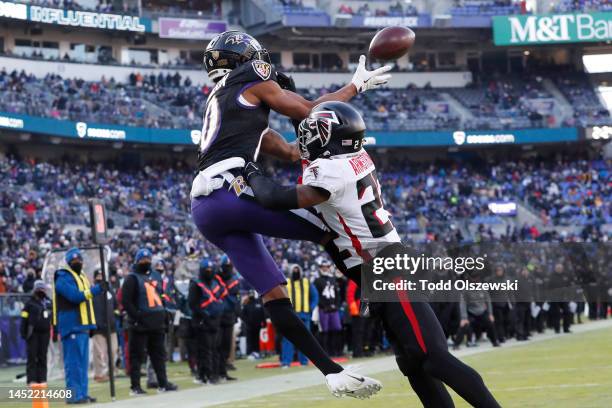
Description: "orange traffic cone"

(30, 383), (49, 408)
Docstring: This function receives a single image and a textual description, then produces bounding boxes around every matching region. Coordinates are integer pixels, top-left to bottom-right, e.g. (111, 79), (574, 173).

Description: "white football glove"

(351, 55), (392, 93)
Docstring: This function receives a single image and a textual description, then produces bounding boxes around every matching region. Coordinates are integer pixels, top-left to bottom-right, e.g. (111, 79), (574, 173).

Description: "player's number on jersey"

(200, 95), (221, 152)
(322, 283), (336, 299)
(356, 171), (394, 238)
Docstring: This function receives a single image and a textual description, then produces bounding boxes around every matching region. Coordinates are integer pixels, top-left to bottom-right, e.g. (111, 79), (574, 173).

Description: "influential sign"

(0, 1), (26, 19)
(493, 12), (612, 45)
(158, 17), (227, 40)
(0, 3), (151, 32)
(29, 6), (149, 31)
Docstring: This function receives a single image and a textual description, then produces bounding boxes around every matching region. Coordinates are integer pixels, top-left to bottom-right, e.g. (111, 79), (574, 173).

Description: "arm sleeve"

(248, 173), (299, 210)
(120, 275), (140, 321)
(302, 160), (345, 203)
(55, 272), (87, 304)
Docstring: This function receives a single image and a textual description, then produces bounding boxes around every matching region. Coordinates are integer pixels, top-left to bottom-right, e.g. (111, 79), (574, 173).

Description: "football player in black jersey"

(190, 30), (391, 398)
(243, 102), (501, 408)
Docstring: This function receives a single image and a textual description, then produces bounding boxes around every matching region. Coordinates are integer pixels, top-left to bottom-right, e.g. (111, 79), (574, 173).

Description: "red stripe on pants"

(395, 279), (428, 353)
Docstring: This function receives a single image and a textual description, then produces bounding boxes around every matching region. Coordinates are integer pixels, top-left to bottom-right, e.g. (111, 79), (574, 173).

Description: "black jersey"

(197, 60), (277, 171)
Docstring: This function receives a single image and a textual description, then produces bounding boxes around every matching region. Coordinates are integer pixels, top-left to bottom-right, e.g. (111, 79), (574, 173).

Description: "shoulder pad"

(251, 60), (273, 81)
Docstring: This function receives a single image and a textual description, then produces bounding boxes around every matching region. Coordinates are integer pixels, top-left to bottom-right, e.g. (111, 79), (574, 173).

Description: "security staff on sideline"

(188, 258), (225, 384)
(216, 255), (239, 379)
(281, 265), (318, 368)
(53, 248), (103, 404)
(21, 280), (52, 385)
(121, 248), (178, 396)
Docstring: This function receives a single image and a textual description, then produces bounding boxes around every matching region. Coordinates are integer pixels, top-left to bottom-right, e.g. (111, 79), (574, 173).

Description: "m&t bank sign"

(493, 12), (612, 45)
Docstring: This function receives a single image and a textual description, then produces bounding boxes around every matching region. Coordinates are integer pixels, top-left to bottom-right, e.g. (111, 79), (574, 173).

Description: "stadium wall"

(0, 110), (581, 146)
(0, 55), (473, 88)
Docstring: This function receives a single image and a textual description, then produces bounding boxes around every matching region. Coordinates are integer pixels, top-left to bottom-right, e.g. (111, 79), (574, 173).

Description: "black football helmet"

(297, 101), (366, 160)
(203, 30), (270, 82)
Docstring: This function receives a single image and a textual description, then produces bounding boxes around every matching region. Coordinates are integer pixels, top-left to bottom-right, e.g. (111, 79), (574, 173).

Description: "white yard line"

(91, 319), (612, 408)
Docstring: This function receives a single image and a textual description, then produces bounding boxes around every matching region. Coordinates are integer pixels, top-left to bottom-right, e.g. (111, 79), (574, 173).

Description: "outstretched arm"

(243, 162), (329, 210)
(244, 55), (392, 121)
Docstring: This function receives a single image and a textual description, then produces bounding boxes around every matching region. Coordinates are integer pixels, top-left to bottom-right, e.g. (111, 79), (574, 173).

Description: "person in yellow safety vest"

(53, 247), (105, 404)
(281, 264), (319, 368)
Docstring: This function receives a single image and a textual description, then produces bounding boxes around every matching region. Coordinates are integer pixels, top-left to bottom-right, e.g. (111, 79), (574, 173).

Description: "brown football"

(368, 26), (415, 61)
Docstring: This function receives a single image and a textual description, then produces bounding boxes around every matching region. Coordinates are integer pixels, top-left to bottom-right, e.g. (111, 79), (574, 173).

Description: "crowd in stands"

(451, 0), (526, 16)
(0, 68), (608, 132)
(553, 0), (612, 12)
(555, 74), (612, 127)
(0, 150), (610, 385)
(0, 151), (610, 296)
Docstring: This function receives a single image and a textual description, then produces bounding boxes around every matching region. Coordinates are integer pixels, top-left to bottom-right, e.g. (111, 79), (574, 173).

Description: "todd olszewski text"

(372, 279), (519, 292)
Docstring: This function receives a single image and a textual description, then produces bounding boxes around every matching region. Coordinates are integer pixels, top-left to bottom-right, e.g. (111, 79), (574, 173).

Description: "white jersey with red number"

(302, 149), (400, 269)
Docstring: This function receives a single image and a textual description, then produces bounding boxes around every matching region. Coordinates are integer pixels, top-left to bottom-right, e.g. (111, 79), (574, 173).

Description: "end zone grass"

(219, 326), (612, 408)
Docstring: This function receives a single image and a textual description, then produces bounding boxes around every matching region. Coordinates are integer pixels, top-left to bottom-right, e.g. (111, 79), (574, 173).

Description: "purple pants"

(191, 187), (328, 295)
(319, 310), (342, 332)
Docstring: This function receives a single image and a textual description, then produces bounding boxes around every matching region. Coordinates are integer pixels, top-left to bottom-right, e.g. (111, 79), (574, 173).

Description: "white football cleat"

(325, 369), (382, 399)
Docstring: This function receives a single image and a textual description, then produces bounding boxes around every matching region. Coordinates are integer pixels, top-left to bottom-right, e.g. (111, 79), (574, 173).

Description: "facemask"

(70, 262), (83, 274)
(35, 291), (46, 299)
(291, 270), (301, 281)
(136, 263), (151, 274)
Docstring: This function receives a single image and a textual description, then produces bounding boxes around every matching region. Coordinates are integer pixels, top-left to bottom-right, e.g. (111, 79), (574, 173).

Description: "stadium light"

(583, 54), (612, 73)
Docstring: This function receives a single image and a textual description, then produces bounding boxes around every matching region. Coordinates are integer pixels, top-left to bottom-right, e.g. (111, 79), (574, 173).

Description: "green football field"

(3, 325), (611, 407)
(218, 326), (612, 408)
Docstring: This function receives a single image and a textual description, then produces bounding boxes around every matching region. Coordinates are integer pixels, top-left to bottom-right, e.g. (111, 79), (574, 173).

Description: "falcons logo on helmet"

(299, 110), (340, 153)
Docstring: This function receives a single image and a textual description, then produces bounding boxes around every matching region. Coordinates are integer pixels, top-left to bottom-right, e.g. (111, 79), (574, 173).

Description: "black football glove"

(276, 71), (297, 93)
(276, 72), (301, 135)
(243, 161), (263, 183)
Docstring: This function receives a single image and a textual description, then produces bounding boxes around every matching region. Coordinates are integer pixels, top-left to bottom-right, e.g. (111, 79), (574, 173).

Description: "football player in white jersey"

(243, 101), (501, 408)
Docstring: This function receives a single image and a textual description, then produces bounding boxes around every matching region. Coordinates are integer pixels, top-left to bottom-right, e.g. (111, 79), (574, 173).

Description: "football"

(368, 26), (416, 60)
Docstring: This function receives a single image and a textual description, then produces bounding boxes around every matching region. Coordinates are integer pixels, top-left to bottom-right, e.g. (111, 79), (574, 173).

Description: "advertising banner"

(0, 112), (580, 147)
(493, 12), (612, 46)
(158, 17), (227, 40)
(0, 2), (152, 32)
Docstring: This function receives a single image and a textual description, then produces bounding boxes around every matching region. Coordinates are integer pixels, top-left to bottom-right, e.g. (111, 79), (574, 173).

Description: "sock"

(265, 298), (342, 375)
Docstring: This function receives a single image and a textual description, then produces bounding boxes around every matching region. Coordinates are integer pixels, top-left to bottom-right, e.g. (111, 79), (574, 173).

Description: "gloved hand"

(351, 55), (392, 93)
(243, 161), (263, 183)
(276, 72), (297, 93)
